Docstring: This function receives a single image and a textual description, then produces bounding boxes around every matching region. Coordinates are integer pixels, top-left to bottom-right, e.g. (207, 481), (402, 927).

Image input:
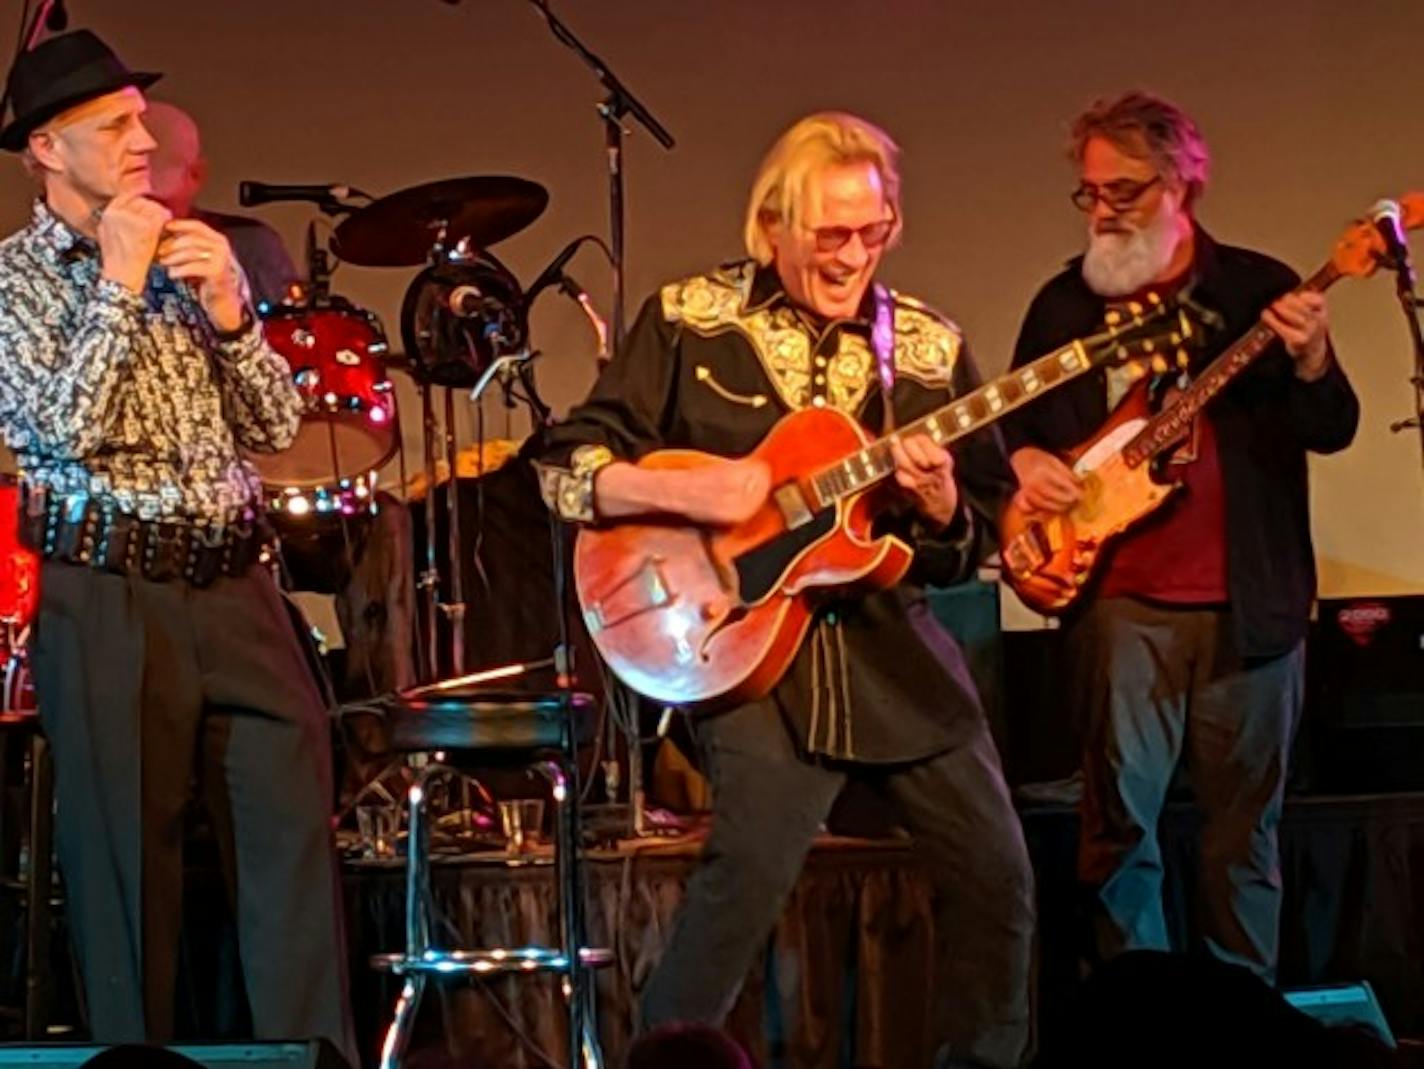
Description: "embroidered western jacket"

(537, 260), (1014, 762)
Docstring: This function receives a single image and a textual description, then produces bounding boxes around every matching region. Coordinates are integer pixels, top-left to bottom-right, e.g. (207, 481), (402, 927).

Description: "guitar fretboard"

(1122, 262), (1341, 468)
(809, 340), (1095, 509)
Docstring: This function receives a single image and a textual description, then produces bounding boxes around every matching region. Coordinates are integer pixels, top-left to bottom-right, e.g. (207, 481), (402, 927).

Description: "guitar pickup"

(773, 481), (813, 529)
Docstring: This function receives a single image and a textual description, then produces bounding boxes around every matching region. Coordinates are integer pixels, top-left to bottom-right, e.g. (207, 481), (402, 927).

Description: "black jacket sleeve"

(532, 293), (680, 522)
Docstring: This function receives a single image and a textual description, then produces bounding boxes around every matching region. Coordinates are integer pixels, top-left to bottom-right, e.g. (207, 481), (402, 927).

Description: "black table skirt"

(344, 793), (1424, 1068)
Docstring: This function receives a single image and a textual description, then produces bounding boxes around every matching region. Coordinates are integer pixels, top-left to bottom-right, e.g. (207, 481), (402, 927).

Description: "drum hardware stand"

(406, 221), (477, 683)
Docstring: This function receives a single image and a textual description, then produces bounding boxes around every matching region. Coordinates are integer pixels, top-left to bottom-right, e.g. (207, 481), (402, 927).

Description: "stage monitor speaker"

(1310, 595), (1424, 793)
(0, 1040), (346, 1068)
(1283, 981), (1396, 1048)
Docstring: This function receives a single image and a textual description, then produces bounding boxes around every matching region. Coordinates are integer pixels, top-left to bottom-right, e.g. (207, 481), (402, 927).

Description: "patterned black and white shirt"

(0, 200), (303, 523)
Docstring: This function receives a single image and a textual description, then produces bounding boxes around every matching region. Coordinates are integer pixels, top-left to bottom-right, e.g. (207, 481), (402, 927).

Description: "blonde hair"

(743, 111), (902, 265)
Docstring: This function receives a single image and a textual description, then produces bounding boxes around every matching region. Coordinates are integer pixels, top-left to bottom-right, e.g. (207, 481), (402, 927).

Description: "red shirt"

(1097, 402), (1229, 605)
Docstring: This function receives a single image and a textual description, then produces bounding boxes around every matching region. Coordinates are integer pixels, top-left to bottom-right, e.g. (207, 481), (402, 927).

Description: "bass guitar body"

(574, 407), (912, 710)
(1000, 381), (1180, 614)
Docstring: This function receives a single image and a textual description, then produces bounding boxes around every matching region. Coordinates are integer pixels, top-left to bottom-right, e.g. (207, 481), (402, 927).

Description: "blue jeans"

(1071, 597), (1303, 980)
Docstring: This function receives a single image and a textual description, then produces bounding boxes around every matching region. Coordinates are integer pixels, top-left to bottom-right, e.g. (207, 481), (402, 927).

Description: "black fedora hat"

(0, 30), (160, 152)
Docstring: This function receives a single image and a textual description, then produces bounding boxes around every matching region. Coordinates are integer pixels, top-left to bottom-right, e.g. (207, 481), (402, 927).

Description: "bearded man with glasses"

(1001, 92), (1359, 981)
(536, 112), (1034, 1068)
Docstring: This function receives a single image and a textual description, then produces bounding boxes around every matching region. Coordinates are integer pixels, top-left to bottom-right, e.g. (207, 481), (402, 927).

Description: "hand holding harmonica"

(97, 189), (169, 296)
(96, 192), (246, 333)
(156, 217), (246, 332)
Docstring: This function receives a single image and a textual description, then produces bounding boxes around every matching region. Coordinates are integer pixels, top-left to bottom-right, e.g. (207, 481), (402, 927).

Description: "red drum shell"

(0, 477), (39, 633)
(248, 303), (398, 489)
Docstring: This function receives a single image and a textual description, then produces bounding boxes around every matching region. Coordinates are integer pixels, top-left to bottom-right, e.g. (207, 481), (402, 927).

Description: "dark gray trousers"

(31, 562), (355, 1062)
(640, 700), (1035, 1069)
(1070, 596), (1303, 980)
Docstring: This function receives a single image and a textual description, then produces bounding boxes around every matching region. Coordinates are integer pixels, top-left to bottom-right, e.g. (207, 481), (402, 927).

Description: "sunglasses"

(806, 215), (897, 254)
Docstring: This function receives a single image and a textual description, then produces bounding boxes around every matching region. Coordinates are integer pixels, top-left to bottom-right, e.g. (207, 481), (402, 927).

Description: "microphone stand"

(526, 1), (673, 840)
(1383, 257), (1424, 473)
(526, 0), (675, 352)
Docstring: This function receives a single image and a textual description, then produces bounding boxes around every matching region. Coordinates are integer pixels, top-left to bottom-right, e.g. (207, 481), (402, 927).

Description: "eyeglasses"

(1070, 176), (1162, 213)
(806, 215), (897, 254)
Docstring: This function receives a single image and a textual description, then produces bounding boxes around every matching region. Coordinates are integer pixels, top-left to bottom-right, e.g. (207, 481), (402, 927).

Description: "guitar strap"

(870, 281), (896, 433)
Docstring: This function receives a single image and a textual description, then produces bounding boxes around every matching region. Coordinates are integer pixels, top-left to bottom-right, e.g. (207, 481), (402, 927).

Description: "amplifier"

(1310, 595), (1424, 794)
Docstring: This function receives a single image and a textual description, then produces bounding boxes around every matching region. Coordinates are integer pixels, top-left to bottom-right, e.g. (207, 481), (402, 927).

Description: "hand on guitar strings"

(1261, 290), (1330, 382)
(889, 433), (959, 528)
(1009, 445), (1082, 515)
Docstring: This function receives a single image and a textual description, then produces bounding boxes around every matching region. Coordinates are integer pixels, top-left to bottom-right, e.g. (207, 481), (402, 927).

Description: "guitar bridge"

(584, 556), (675, 635)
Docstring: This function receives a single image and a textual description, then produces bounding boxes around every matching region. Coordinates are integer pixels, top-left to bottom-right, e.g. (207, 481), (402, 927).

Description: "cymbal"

(333, 176), (548, 267)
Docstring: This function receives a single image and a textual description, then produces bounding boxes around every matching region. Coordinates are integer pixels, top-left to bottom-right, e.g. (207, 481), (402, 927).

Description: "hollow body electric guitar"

(1001, 196), (1424, 615)
(574, 299), (1191, 709)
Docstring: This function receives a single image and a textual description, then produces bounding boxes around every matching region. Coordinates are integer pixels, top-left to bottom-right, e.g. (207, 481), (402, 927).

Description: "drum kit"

(241, 173), (575, 680)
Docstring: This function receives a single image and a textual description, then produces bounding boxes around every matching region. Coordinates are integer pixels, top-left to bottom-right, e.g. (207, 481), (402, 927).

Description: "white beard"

(1081, 204), (1183, 297)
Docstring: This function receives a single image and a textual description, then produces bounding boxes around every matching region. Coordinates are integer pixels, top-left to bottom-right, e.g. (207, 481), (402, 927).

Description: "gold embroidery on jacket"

(694, 365), (768, 409)
(662, 264), (813, 411)
(661, 266), (963, 414)
(892, 295), (962, 388)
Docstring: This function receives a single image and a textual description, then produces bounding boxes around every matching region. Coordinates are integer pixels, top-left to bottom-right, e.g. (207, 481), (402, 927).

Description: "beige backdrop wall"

(2, 0), (1421, 601)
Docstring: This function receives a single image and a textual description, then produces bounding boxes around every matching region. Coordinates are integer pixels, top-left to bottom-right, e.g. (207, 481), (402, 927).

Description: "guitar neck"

(809, 339), (1096, 509)
(1122, 261), (1342, 467)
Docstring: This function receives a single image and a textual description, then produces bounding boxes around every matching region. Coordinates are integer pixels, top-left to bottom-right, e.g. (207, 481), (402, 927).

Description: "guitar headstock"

(1333, 192), (1424, 279)
(1331, 218), (1392, 280)
(1085, 292), (1199, 374)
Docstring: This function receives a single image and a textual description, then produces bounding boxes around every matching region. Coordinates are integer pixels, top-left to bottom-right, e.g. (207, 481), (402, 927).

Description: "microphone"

(525, 237), (587, 303)
(446, 285), (524, 352)
(558, 273), (610, 364)
(238, 181), (352, 209)
(1370, 198), (1416, 291)
(447, 284), (504, 318)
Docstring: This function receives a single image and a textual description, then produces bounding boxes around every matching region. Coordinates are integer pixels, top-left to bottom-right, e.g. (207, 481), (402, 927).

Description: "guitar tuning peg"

(1127, 362), (1147, 381)
(1127, 301), (1143, 317)
(1151, 355), (1169, 374)
(1142, 339), (1156, 353)
(1147, 291), (1162, 305)
(1105, 310), (1122, 326)
(1176, 349), (1190, 369)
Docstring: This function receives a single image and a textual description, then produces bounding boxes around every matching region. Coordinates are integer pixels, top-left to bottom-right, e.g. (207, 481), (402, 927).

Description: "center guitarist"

(1001, 91), (1359, 981)
(537, 112), (1033, 1067)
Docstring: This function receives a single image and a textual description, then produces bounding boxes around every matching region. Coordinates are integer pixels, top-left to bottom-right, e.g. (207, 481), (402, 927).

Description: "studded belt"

(19, 489), (272, 587)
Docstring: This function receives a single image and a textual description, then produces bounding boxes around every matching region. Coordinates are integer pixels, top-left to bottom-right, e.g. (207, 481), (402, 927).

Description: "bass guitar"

(575, 297), (1192, 709)
(1000, 195), (1423, 615)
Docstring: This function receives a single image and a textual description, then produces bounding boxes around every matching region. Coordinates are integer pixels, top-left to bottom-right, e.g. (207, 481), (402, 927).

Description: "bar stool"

(370, 685), (612, 1069)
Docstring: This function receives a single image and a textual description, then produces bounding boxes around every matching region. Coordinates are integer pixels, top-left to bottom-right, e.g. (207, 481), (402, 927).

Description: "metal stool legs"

(375, 754), (608, 1068)
(543, 756), (601, 1069)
